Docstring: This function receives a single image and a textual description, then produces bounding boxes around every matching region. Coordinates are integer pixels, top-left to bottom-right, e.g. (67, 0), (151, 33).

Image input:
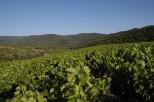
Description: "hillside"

(102, 25), (154, 44)
(0, 25), (154, 49)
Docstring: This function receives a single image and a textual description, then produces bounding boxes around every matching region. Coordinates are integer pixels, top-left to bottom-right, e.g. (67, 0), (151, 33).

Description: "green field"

(0, 42), (154, 102)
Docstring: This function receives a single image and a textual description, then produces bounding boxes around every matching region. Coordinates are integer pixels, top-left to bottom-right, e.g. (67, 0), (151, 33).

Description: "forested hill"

(0, 25), (154, 49)
(102, 25), (154, 44)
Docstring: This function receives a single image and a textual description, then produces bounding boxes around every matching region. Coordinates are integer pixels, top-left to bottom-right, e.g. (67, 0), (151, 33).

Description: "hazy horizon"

(0, 25), (153, 37)
(0, 0), (154, 36)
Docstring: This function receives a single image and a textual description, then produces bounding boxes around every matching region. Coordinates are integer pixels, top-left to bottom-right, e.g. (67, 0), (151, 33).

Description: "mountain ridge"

(0, 25), (154, 49)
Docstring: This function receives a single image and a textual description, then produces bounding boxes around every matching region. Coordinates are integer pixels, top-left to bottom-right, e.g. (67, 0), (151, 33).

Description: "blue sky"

(0, 0), (154, 36)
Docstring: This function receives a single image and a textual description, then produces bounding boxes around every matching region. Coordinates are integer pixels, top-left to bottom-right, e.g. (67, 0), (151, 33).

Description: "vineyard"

(0, 42), (154, 102)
